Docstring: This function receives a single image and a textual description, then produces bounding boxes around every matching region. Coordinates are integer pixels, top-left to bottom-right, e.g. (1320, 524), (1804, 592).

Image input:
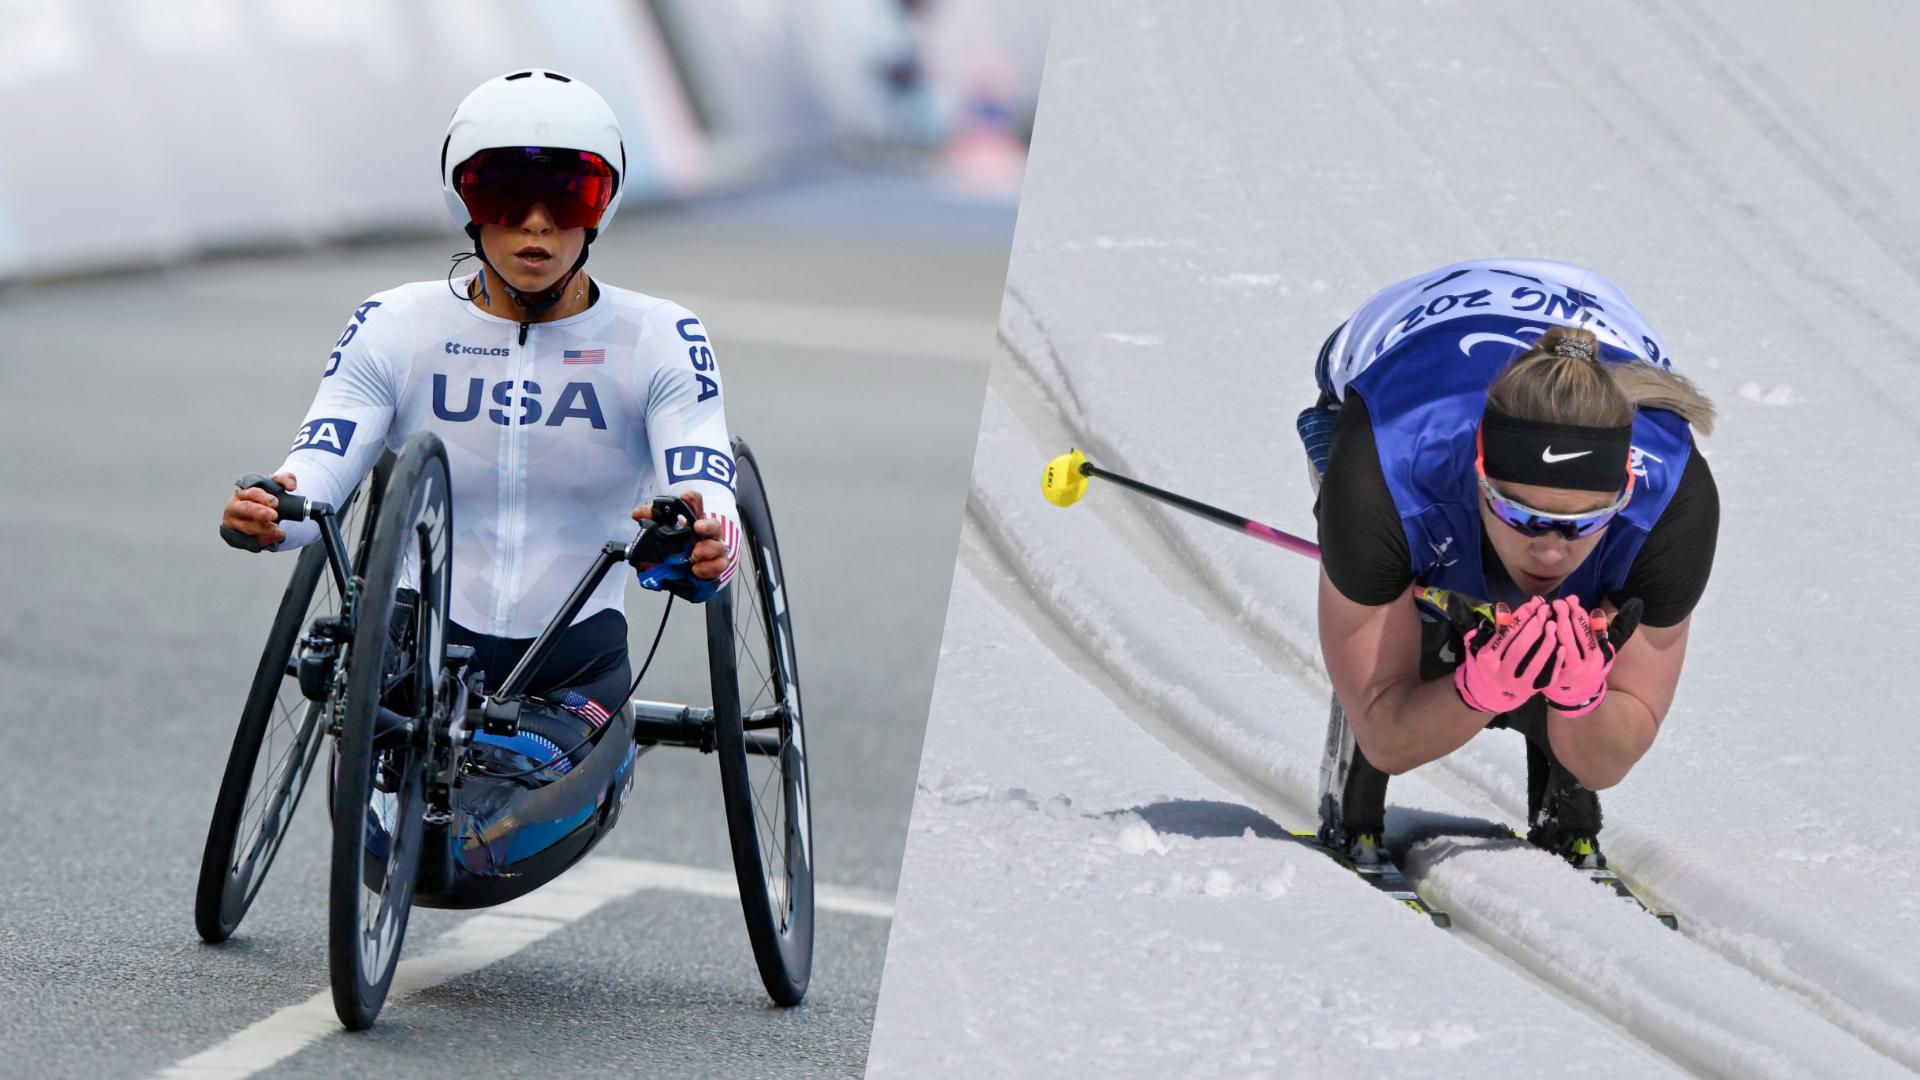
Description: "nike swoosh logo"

(1542, 447), (1593, 463)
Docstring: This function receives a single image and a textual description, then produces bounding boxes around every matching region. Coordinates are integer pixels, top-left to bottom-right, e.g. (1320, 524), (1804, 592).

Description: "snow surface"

(870, 2), (1920, 1077)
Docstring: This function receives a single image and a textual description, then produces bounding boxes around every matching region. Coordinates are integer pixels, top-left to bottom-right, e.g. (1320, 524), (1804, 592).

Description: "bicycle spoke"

(232, 673), (325, 878)
(735, 621), (774, 706)
(754, 789), (787, 897)
(735, 564), (794, 925)
(733, 590), (781, 726)
(749, 770), (788, 918)
(231, 708), (311, 872)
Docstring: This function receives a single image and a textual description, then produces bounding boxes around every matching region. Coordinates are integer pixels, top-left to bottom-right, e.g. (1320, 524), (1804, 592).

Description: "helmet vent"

(504, 71), (532, 80)
(543, 72), (572, 82)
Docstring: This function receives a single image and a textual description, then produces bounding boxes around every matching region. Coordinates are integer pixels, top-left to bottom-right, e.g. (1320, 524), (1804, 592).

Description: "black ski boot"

(1316, 699), (1392, 865)
(1316, 818), (1390, 867)
(1526, 753), (1606, 870)
(1344, 831), (1390, 867)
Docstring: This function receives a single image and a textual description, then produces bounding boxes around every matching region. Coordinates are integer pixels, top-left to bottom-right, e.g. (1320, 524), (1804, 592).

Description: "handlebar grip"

(219, 525), (264, 553)
(233, 472), (308, 521)
(626, 495), (699, 568)
(222, 473), (307, 552)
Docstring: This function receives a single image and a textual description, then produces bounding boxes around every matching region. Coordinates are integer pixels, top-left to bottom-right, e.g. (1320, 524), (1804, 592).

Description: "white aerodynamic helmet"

(440, 69), (627, 237)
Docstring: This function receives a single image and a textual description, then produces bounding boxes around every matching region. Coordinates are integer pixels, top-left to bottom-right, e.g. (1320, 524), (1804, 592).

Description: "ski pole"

(1038, 448), (1524, 636)
(1040, 448), (1322, 559)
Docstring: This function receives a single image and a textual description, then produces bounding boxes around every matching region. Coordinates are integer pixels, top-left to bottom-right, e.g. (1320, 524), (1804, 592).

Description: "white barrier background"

(0, 0), (1053, 282)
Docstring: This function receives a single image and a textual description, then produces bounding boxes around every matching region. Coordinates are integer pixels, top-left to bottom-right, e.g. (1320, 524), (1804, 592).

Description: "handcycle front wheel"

(708, 437), (814, 1006)
(194, 467), (381, 944)
(328, 434), (451, 1030)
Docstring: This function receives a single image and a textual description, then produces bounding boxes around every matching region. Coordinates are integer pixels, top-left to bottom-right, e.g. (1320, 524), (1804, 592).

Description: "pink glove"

(1454, 596), (1557, 715)
(1543, 597), (1616, 717)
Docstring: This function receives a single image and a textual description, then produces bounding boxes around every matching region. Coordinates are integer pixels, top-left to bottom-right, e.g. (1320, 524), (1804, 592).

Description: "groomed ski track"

(873, 2), (1920, 1075)
(974, 316), (1917, 1078)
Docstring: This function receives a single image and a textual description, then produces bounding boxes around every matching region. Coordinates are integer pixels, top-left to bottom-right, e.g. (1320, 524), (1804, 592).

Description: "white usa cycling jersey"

(1324, 258), (1672, 400)
(273, 278), (740, 639)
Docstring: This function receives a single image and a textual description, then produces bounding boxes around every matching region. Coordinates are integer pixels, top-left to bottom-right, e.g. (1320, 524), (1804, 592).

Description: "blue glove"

(635, 551), (722, 604)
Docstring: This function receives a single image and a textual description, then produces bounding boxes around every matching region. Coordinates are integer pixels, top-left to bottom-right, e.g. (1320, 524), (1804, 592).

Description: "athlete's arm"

(1549, 446), (1718, 787)
(1319, 572), (1496, 774)
(1546, 615), (1688, 789)
(1316, 397), (1488, 773)
(639, 304), (739, 588)
(242, 298), (402, 551)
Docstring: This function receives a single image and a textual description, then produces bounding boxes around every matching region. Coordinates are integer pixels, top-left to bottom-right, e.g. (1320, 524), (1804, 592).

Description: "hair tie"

(1552, 338), (1595, 360)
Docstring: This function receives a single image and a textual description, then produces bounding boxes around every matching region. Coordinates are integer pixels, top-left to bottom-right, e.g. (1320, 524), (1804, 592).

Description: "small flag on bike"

(561, 691), (611, 728)
(562, 348), (605, 364)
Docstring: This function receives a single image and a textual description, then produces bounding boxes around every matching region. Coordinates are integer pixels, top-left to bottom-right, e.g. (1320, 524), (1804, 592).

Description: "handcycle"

(195, 431), (812, 1029)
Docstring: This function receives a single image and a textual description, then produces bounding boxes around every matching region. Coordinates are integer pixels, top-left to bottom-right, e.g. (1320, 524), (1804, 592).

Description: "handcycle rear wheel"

(708, 438), (814, 1005)
(328, 434), (451, 1030)
(194, 467), (381, 944)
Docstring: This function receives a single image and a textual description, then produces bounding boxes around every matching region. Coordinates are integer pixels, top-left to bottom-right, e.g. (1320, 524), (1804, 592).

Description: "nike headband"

(1477, 407), (1632, 492)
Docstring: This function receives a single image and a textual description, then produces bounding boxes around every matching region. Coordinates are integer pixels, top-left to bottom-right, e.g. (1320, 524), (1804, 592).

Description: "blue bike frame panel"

(410, 704), (638, 910)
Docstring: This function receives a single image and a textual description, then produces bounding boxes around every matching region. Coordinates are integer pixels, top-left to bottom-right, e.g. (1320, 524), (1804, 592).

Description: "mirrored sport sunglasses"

(1474, 450), (1634, 541)
(454, 147), (617, 230)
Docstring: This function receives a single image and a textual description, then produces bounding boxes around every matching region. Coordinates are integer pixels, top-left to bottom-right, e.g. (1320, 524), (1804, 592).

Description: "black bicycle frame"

(312, 508), (354, 599)
(489, 542), (625, 702)
(479, 535), (734, 750)
(479, 524), (786, 758)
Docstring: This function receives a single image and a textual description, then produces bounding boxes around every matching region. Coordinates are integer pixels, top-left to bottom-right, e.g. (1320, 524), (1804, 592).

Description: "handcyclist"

(217, 69), (741, 763)
(1298, 259), (1719, 869)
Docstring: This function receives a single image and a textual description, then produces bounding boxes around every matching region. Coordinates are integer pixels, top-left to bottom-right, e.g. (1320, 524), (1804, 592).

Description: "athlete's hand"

(221, 472), (297, 550)
(1454, 596), (1557, 715)
(632, 489), (732, 581)
(1543, 596), (1616, 717)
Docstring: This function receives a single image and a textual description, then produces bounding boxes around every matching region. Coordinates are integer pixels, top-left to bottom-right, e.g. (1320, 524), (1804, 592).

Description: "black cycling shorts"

(451, 608), (632, 710)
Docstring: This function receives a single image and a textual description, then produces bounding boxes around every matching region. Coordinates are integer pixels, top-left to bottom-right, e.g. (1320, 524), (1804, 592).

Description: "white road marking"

(671, 292), (993, 363)
(155, 857), (891, 1080)
(815, 884), (896, 920)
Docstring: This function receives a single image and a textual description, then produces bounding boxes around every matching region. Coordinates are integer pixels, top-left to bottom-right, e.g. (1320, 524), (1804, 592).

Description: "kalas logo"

(445, 341), (511, 357)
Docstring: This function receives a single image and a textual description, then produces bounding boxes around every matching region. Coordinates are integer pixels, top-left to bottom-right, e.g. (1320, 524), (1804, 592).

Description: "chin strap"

(460, 223), (594, 316)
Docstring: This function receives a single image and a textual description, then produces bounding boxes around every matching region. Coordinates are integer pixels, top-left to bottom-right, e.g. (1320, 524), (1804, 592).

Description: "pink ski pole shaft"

(1073, 459), (1322, 560)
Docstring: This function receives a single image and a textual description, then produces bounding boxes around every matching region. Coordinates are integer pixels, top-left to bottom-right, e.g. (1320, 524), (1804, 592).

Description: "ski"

(1547, 836), (1679, 930)
(1292, 831), (1451, 928)
(1591, 867), (1679, 929)
(1296, 828), (1675, 931)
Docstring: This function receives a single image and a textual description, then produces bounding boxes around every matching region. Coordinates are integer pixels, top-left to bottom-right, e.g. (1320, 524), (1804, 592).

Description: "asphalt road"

(0, 172), (1010, 1078)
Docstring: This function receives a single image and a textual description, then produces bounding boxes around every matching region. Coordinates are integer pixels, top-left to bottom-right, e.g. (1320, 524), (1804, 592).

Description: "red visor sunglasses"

(454, 147), (617, 231)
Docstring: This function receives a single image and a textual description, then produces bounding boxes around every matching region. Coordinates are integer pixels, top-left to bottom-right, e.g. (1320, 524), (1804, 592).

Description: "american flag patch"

(717, 514), (740, 585)
(562, 348), (606, 364)
(561, 691), (612, 728)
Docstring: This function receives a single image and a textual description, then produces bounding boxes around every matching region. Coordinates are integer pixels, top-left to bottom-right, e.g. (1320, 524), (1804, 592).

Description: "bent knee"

(1351, 734), (1423, 778)
(1572, 764), (1629, 791)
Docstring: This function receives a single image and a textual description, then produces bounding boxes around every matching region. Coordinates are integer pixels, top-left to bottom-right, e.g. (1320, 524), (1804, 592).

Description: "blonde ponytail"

(1487, 326), (1716, 435)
